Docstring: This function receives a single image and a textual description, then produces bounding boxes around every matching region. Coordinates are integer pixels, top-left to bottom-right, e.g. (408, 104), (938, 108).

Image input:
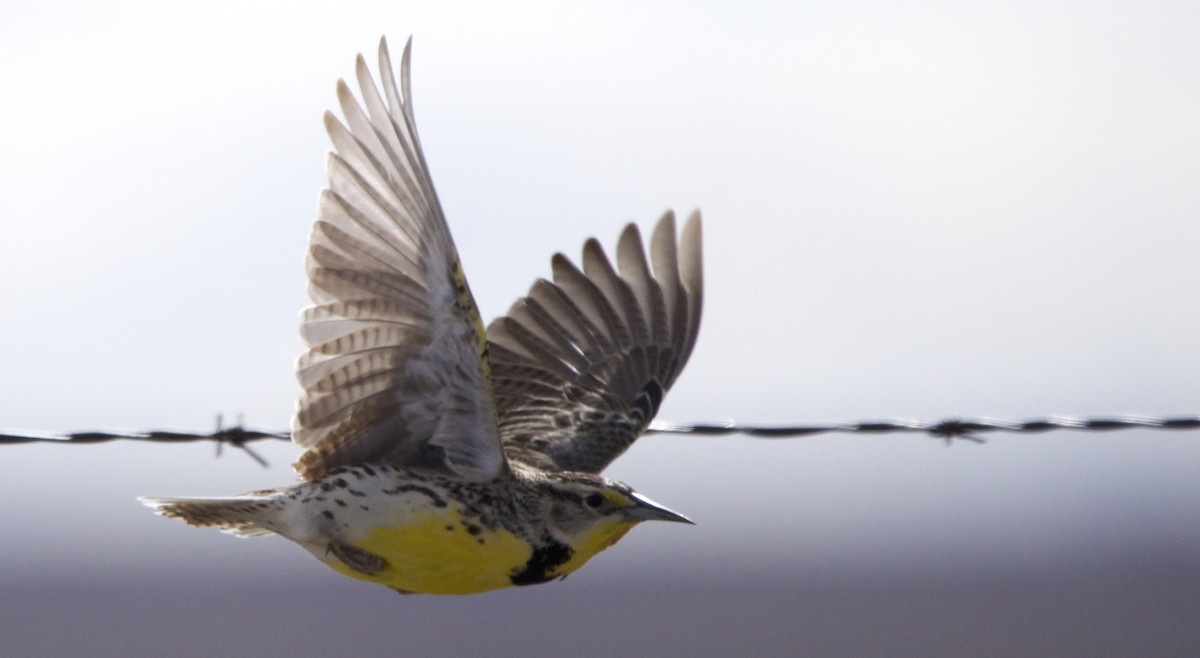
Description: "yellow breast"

(323, 506), (638, 595)
(328, 507), (533, 595)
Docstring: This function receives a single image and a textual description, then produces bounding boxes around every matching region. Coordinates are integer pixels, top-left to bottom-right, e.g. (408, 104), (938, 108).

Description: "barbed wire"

(2, 414), (1197, 466)
(0, 415), (286, 466)
(648, 416), (1200, 442)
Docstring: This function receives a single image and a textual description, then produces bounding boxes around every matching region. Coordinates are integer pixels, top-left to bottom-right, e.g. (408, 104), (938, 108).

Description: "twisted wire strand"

(0, 416), (287, 466)
(2, 415), (1197, 465)
(646, 416), (1200, 444)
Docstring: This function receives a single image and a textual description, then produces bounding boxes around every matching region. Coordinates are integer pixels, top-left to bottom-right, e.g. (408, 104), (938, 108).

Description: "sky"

(2, 1), (1199, 655)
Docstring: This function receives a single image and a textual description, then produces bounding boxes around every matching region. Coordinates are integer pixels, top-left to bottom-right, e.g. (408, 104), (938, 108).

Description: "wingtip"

(377, 35), (413, 61)
(684, 209), (702, 235)
(680, 210), (703, 258)
(400, 35), (414, 74)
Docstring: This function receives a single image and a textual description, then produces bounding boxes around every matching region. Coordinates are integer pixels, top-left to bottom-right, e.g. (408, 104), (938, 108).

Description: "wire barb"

(213, 413), (270, 467)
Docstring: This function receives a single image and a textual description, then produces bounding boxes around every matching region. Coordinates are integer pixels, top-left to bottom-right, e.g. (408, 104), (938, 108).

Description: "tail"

(139, 494), (283, 538)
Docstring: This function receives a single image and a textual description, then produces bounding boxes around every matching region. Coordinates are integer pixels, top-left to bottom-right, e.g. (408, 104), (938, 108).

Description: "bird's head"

(535, 472), (692, 568)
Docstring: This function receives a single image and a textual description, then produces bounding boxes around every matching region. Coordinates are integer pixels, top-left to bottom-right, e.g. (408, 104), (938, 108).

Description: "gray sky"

(2, 1), (1199, 655)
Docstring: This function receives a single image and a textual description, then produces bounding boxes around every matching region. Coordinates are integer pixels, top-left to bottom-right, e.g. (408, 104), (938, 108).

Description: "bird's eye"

(585, 493), (604, 508)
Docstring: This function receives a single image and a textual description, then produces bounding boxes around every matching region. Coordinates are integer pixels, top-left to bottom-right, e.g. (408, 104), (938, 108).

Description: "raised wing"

(292, 37), (505, 483)
(488, 211), (703, 474)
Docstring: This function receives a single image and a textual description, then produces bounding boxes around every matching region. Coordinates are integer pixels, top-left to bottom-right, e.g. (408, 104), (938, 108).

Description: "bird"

(140, 36), (702, 595)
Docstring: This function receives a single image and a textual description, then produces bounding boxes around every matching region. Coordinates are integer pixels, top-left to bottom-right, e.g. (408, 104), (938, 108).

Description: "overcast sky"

(2, 1), (1199, 655)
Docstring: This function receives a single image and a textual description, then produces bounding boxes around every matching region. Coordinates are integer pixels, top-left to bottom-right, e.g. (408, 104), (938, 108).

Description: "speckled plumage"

(141, 36), (702, 595)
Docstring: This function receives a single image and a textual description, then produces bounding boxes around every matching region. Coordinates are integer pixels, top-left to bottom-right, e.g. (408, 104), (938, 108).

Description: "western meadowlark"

(141, 37), (702, 595)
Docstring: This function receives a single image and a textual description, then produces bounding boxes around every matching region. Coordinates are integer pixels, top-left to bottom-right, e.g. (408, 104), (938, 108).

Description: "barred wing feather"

(292, 37), (504, 483)
(489, 211), (703, 474)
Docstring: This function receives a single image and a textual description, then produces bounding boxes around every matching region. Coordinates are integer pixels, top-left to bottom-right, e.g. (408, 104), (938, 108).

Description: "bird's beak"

(626, 492), (694, 524)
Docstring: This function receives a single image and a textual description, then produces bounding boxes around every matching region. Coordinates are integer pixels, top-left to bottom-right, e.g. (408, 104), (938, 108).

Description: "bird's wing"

(488, 211), (703, 474)
(292, 37), (505, 483)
